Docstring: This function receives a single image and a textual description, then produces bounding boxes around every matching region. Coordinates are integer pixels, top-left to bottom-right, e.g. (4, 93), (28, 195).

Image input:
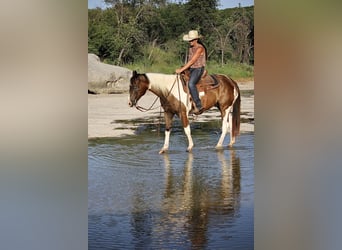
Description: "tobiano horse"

(128, 70), (240, 154)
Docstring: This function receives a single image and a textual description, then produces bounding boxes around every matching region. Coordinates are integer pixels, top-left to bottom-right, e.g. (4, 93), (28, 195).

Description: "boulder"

(88, 53), (132, 94)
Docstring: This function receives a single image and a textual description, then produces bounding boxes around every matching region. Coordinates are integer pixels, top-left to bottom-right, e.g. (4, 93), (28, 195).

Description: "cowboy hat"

(183, 30), (202, 41)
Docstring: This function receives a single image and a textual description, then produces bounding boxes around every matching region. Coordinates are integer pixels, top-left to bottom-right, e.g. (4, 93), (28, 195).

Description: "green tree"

(229, 7), (254, 64)
(98, 2), (145, 64)
(185, 0), (218, 34)
(88, 8), (116, 61)
(88, 2), (254, 68)
(207, 6), (254, 65)
(209, 11), (236, 65)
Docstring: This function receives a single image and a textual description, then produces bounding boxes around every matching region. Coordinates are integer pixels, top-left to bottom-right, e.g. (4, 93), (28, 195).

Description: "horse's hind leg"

(228, 111), (235, 147)
(216, 107), (231, 149)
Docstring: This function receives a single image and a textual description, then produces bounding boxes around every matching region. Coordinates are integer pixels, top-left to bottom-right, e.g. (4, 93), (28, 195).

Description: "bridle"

(132, 74), (182, 112)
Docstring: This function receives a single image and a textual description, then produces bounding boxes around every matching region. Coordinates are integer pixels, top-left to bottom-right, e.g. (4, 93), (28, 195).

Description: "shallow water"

(88, 124), (254, 249)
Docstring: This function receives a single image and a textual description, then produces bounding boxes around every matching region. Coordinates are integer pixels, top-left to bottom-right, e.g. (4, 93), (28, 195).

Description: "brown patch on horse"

(180, 71), (222, 111)
(129, 71), (150, 107)
(159, 94), (189, 128)
(221, 75), (241, 136)
(180, 70), (220, 94)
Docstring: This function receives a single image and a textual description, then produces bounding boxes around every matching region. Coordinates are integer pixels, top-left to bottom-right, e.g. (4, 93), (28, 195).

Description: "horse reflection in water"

(151, 151), (241, 248)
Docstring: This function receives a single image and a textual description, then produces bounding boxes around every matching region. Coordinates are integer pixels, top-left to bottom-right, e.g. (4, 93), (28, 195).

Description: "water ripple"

(89, 130), (254, 249)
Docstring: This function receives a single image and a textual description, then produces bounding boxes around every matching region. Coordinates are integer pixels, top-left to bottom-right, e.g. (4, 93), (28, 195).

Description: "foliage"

(88, 1), (254, 78)
(185, 0), (218, 34)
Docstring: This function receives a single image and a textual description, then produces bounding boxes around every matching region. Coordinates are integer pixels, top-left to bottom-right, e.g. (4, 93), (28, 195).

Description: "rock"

(88, 53), (132, 94)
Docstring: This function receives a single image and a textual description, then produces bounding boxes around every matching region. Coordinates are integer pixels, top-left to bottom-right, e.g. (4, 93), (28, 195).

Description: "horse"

(128, 69), (240, 154)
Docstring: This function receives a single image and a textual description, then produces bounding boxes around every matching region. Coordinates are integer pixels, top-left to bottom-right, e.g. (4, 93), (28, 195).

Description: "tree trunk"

(148, 39), (158, 61)
(118, 48), (125, 65)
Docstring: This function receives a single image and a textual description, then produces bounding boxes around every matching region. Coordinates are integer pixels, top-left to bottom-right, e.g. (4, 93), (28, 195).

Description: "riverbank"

(88, 81), (254, 138)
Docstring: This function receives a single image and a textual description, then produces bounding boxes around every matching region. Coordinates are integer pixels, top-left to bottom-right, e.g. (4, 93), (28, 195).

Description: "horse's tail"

(230, 78), (241, 137)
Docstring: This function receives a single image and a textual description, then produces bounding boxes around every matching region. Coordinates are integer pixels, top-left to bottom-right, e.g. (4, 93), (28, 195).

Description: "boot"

(191, 102), (204, 115)
(193, 106), (204, 115)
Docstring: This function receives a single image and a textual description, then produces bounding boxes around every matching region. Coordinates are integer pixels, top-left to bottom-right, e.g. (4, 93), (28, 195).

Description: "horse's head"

(128, 70), (150, 107)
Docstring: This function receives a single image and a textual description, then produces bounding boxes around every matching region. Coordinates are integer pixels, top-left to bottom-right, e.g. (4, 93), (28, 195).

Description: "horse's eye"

(130, 84), (139, 91)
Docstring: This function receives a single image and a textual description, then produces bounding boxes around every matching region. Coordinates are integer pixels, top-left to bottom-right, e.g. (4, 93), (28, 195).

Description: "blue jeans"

(189, 67), (204, 109)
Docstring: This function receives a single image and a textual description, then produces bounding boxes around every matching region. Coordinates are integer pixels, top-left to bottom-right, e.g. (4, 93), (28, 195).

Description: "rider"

(176, 30), (207, 115)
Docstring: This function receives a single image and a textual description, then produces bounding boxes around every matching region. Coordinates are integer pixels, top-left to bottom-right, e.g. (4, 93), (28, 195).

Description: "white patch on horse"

(216, 107), (231, 149)
(146, 73), (191, 111)
(183, 125), (194, 152)
(233, 88), (239, 102)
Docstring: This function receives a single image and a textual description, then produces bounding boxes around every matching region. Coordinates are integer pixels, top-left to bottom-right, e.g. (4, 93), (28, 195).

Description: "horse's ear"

(133, 70), (137, 76)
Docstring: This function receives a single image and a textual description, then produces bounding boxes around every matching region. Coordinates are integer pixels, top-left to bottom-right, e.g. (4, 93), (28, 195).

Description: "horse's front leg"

(180, 110), (194, 152)
(159, 112), (174, 154)
(184, 125), (194, 152)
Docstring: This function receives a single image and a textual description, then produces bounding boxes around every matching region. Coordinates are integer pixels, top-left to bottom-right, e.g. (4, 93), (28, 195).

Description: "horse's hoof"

(215, 145), (223, 150)
(186, 148), (193, 152)
(159, 148), (167, 154)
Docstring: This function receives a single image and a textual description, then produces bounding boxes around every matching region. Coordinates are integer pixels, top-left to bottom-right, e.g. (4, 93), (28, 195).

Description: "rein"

(135, 96), (160, 112)
(135, 75), (180, 112)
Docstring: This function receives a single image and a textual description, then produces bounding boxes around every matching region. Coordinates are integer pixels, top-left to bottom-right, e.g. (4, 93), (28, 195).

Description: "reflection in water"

(218, 150), (241, 213)
(130, 185), (153, 249)
(89, 133), (253, 249)
(156, 150), (241, 249)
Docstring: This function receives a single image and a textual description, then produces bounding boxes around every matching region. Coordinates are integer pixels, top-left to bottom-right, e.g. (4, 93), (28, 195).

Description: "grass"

(124, 60), (254, 81)
(206, 61), (254, 81)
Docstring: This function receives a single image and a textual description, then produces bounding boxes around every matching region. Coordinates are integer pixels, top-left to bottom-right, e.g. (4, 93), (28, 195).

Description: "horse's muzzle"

(128, 99), (136, 107)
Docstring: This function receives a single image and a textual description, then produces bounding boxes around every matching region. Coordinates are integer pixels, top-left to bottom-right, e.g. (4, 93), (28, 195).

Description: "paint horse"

(128, 70), (240, 154)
